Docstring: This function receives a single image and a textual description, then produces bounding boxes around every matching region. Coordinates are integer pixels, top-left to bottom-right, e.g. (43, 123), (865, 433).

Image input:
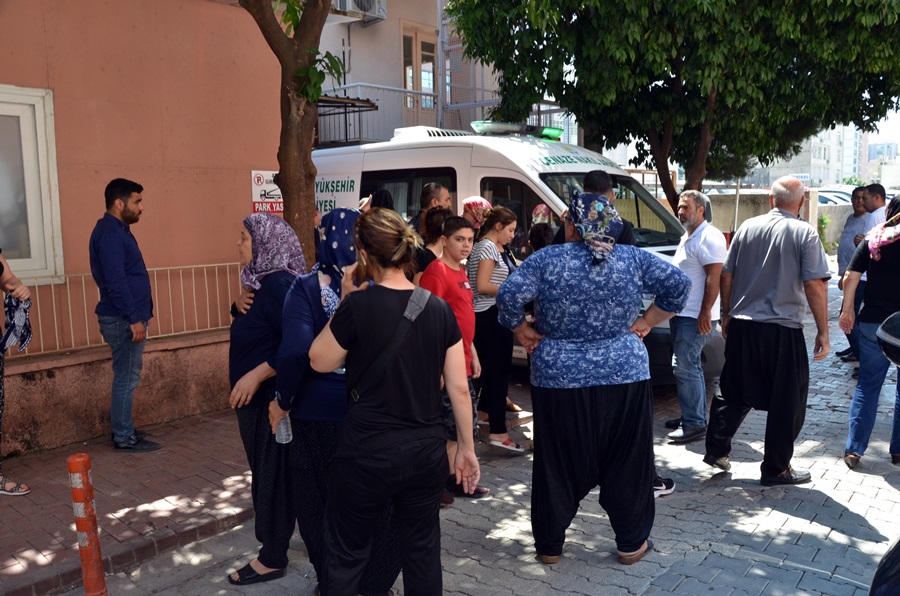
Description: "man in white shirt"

(666, 191), (727, 444)
(863, 183), (887, 229)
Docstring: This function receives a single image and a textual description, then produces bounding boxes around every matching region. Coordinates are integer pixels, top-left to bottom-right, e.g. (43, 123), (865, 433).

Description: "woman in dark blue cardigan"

(228, 213), (305, 586)
(270, 208), (400, 596)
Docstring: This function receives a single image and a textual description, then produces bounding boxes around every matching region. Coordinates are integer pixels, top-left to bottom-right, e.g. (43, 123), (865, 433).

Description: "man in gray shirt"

(704, 176), (830, 486)
(835, 187), (870, 362)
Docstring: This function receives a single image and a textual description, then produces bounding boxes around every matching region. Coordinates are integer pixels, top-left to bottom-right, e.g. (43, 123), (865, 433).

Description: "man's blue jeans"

(845, 321), (900, 457)
(670, 316), (711, 429)
(98, 316), (146, 443)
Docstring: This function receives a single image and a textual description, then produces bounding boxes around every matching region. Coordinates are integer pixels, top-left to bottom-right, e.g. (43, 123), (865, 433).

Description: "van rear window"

(360, 167), (456, 220)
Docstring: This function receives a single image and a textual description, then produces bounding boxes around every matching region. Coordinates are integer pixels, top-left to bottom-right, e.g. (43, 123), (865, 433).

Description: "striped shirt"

(468, 238), (509, 312)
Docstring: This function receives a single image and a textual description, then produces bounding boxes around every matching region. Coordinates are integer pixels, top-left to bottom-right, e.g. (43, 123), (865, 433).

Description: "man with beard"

(665, 190), (726, 444)
(90, 178), (160, 452)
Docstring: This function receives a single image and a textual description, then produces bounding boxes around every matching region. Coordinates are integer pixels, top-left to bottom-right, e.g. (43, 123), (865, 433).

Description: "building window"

(0, 84), (63, 281)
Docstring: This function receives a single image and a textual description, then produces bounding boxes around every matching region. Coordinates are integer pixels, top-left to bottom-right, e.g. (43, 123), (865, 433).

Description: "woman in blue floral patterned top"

(497, 186), (690, 566)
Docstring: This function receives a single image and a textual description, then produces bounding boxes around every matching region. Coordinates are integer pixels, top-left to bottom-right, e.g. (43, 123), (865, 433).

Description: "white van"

(312, 124), (724, 384)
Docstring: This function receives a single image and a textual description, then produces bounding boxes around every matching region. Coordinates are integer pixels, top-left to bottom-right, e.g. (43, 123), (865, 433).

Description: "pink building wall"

(0, 0), (298, 455)
(0, 0), (285, 273)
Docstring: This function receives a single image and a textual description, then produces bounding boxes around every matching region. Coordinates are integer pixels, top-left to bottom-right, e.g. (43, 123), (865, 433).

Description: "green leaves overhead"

(447, 0), (900, 200)
(295, 49), (345, 103)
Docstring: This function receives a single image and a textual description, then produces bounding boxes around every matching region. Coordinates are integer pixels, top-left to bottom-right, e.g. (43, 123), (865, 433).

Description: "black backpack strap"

(350, 287), (431, 402)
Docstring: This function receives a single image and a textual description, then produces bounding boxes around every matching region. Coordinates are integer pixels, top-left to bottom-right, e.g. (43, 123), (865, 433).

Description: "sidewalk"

(3, 265), (900, 595)
(0, 409), (254, 596)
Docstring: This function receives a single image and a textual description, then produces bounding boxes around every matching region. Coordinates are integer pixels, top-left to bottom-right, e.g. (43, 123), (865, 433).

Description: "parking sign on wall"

(251, 170), (283, 213)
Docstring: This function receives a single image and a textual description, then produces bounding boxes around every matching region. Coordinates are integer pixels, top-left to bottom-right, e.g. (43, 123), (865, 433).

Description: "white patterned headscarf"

(240, 213), (306, 290)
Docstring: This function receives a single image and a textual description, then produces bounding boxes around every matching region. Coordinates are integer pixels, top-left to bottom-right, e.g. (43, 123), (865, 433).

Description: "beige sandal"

(0, 475), (31, 496)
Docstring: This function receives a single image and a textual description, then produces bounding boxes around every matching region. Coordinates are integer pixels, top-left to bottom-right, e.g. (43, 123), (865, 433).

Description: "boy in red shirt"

(419, 216), (490, 500)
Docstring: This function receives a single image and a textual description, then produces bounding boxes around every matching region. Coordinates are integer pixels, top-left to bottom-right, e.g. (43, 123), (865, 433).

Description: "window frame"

(0, 84), (64, 283)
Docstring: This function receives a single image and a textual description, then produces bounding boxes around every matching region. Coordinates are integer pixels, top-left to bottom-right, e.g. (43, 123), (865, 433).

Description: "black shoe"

(852, 367), (859, 379)
(840, 354), (859, 363)
(891, 454), (900, 465)
(667, 425), (707, 444)
(703, 453), (731, 472)
(110, 429), (147, 444)
(440, 489), (455, 508)
(114, 434), (161, 452)
(652, 476), (675, 498)
(760, 466), (811, 486)
(835, 347), (853, 358)
(664, 417), (683, 430)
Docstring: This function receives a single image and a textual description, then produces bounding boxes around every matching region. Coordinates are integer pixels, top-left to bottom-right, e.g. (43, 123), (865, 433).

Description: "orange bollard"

(67, 453), (107, 596)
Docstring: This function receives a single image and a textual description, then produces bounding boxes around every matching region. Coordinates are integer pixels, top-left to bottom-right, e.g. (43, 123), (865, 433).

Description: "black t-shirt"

(848, 239), (900, 324)
(229, 271), (294, 408)
(415, 247), (438, 275)
(330, 284), (462, 453)
(0, 247), (4, 276)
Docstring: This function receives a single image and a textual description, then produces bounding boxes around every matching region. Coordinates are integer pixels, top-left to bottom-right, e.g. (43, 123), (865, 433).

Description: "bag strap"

(350, 286), (431, 402)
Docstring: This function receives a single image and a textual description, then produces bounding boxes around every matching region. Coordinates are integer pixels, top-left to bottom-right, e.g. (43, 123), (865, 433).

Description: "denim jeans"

(845, 321), (900, 457)
(98, 316), (146, 443)
(844, 280), (866, 358)
(670, 315), (711, 429)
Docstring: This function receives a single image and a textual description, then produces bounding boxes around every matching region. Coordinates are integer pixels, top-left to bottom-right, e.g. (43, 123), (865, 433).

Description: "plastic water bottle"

(274, 394), (292, 444)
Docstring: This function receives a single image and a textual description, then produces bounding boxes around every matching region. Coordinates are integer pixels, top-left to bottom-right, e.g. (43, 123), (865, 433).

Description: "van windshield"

(539, 173), (684, 247)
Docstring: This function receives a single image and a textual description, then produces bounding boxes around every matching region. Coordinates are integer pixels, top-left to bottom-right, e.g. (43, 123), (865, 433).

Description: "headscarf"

(312, 208), (360, 316)
(866, 196), (900, 261)
(569, 191), (624, 264)
(240, 213), (306, 290)
(532, 204), (552, 225)
(462, 196), (492, 228)
(0, 294), (32, 353)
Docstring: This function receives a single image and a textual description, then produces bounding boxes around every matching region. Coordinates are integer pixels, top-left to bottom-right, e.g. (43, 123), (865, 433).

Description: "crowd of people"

(0, 173), (898, 594)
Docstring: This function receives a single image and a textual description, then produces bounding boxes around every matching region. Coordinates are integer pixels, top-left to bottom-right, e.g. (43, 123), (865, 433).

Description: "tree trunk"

(274, 70), (319, 266)
(646, 126), (679, 212)
(682, 90), (718, 196)
(240, 0), (334, 271)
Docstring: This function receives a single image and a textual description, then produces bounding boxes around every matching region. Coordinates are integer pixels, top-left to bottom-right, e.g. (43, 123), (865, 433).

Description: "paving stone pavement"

(11, 258), (900, 595)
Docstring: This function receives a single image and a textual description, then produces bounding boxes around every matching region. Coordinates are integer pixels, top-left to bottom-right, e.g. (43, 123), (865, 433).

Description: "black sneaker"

(703, 453), (731, 472)
(653, 476), (675, 498)
(835, 347), (853, 358)
(114, 434), (161, 452)
(110, 429), (147, 444)
(667, 425), (707, 444)
(664, 417), (683, 430)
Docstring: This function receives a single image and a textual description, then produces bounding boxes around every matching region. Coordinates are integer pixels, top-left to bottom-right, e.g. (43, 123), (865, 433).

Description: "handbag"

(350, 286), (431, 402)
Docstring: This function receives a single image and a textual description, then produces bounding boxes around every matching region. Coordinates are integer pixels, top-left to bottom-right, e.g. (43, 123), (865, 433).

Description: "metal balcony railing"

(7, 263), (242, 359)
(318, 83), (438, 146)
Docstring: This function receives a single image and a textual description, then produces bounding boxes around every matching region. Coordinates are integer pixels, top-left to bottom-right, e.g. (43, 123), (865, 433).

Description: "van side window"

(360, 168), (456, 220)
(480, 177), (550, 261)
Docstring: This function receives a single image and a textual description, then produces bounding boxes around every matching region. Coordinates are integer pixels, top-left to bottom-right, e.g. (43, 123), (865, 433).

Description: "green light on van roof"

(471, 121), (564, 141)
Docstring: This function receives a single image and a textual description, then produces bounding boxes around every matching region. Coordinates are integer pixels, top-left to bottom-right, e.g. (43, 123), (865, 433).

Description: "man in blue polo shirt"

(89, 178), (160, 452)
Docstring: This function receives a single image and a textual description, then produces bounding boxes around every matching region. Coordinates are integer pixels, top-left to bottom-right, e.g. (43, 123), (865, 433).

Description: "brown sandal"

(617, 539), (653, 565)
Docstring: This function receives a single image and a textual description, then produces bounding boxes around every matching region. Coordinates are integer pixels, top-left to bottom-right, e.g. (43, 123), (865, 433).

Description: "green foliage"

(817, 213), (832, 249)
(273, 0), (304, 36)
(271, 0), (345, 103)
(447, 0), (900, 190)
(842, 175), (867, 186)
(295, 50), (345, 103)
